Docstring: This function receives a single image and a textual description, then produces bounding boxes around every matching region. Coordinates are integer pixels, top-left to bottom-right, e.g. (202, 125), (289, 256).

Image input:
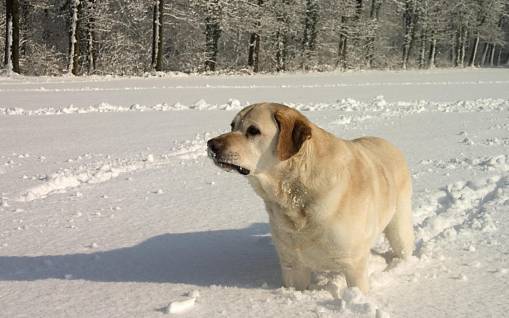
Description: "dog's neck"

(248, 127), (351, 213)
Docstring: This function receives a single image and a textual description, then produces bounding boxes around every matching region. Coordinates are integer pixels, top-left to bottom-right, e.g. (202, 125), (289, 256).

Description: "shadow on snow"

(0, 223), (280, 288)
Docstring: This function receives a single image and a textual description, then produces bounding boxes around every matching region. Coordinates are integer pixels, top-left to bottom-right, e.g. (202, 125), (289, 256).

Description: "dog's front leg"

(271, 233), (311, 290)
(343, 254), (369, 293)
(280, 261), (311, 291)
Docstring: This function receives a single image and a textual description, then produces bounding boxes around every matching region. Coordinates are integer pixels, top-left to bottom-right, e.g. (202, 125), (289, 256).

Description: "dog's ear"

(274, 109), (312, 161)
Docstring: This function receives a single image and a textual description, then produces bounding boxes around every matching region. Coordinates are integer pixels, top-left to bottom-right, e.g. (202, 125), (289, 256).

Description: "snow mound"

(16, 162), (142, 202)
(15, 133), (209, 202)
(167, 297), (197, 314)
(1, 98), (507, 116)
(414, 174), (508, 256)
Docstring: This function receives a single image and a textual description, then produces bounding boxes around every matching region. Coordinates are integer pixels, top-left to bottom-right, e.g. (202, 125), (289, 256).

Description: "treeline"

(2, 0), (509, 76)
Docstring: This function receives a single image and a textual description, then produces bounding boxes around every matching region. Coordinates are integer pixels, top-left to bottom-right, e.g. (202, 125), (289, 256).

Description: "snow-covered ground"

(1, 69), (508, 317)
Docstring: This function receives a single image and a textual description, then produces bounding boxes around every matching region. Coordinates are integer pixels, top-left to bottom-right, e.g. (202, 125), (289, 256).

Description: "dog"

(207, 103), (414, 293)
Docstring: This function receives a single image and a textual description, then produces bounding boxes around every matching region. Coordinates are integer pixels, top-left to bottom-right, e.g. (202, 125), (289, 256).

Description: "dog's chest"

(274, 222), (346, 270)
(268, 203), (347, 270)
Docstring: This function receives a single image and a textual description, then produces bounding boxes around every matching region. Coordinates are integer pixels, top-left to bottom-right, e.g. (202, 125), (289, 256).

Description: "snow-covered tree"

(151, 0), (164, 71)
(4, 0), (20, 73)
(247, 0), (264, 72)
(204, 0), (221, 71)
(1, 0), (508, 75)
(301, 0), (320, 68)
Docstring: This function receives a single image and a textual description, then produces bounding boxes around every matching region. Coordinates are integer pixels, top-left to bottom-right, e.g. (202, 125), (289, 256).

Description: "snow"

(167, 296), (197, 314)
(1, 69), (509, 317)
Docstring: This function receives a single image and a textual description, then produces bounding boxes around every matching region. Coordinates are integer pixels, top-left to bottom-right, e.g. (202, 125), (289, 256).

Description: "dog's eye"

(230, 122), (234, 131)
(246, 125), (261, 136)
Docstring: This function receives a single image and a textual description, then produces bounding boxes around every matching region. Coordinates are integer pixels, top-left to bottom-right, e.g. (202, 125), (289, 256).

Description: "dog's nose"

(207, 138), (223, 155)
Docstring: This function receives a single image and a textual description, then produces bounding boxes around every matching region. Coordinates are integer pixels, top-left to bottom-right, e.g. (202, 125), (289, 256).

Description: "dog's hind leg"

(384, 182), (415, 259)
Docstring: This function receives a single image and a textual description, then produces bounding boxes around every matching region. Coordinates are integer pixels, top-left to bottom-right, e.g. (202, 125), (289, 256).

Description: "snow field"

(1, 69), (509, 317)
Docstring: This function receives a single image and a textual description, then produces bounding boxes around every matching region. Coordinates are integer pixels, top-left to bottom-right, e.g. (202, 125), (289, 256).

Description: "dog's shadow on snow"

(0, 223), (281, 288)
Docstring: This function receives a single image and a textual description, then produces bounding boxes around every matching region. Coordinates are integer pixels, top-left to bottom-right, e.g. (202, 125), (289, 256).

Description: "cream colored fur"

(208, 103), (415, 293)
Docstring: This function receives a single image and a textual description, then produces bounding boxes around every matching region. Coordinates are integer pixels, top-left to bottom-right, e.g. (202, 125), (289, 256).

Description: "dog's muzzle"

(207, 138), (250, 175)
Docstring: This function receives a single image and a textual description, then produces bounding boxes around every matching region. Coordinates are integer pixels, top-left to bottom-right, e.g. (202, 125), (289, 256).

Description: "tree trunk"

(248, 32), (259, 71)
(156, 0), (164, 71)
(428, 37), (436, 69)
(20, 0), (29, 57)
(151, 0), (164, 71)
(480, 42), (489, 66)
(42, 7), (50, 42)
(450, 33), (456, 66)
(489, 43), (495, 67)
(454, 29), (462, 66)
(248, 32), (261, 72)
(248, 0), (263, 72)
(275, 0), (289, 72)
(4, 1), (13, 72)
(86, 0), (97, 74)
(418, 31), (426, 69)
(275, 30), (288, 71)
(460, 28), (467, 67)
(204, 0), (221, 72)
(402, 0), (417, 69)
(454, 29), (466, 67)
(469, 34), (480, 67)
(496, 47), (502, 66)
(337, 16), (348, 69)
(68, 0), (81, 75)
(366, 0), (382, 68)
(4, 0), (20, 73)
(301, 0), (319, 69)
(151, 1), (158, 68)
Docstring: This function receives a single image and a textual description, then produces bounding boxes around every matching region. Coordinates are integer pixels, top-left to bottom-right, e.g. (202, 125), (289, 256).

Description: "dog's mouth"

(215, 161), (250, 175)
(208, 149), (250, 175)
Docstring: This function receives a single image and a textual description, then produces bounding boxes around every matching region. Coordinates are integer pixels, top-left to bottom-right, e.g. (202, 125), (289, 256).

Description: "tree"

(274, 0), (293, 72)
(2, 0), (509, 75)
(204, 0), (221, 71)
(401, 0), (418, 69)
(20, 0), (30, 57)
(333, 0), (370, 70)
(248, 0), (263, 72)
(483, 1), (506, 66)
(301, 0), (320, 69)
(469, 0), (489, 67)
(151, 0), (164, 71)
(85, 0), (97, 73)
(366, 0), (383, 67)
(337, 15), (348, 69)
(414, 0), (447, 69)
(4, 0), (20, 73)
(68, 0), (81, 75)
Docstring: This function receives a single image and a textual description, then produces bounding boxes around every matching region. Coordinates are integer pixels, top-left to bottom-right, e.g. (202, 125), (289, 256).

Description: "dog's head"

(207, 103), (312, 176)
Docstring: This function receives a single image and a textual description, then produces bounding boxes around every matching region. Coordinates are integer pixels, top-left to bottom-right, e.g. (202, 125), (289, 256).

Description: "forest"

(2, 0), (509, 76)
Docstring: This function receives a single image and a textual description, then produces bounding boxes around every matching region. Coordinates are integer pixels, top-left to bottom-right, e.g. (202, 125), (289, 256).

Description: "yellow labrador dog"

(207, 103), (414, 293)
